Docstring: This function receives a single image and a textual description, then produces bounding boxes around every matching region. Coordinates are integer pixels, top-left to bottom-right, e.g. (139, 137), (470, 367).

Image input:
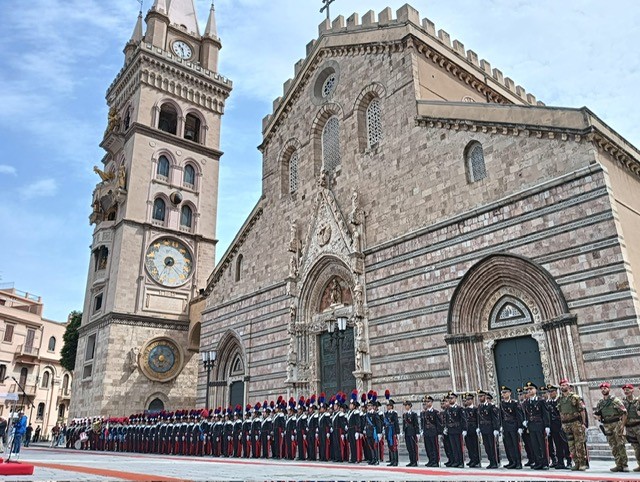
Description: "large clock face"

(145, 238), (193, 287)
(172, 40), (192, 59)
(140, 338), (182, 383)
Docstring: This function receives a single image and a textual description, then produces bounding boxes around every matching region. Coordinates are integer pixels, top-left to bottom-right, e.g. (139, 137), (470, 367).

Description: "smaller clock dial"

(172, 41), (192, 59)
(145, 238), (193, 287)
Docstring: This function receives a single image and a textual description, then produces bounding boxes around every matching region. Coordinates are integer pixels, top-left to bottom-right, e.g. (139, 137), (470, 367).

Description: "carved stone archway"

(289, 255), (370, 396)
(446, 253), (582, 392)
(213, 330), (247, 409)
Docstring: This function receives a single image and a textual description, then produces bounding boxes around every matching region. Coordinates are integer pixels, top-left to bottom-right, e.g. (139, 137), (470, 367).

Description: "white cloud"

(0, 165), (16, 176)
(21, 178), (58, 200)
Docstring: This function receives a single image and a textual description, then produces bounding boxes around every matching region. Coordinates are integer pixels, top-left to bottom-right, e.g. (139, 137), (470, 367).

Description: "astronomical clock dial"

(145, 238), (193, 287)
(172, 40), (192, 59)
(140, 338), (183, 383)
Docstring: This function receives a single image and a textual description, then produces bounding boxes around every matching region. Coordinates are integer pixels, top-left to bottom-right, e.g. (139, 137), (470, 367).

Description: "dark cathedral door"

(494, 336), (545, 391)
(319, 327), (356, 396)
(229, 381), (244, 408)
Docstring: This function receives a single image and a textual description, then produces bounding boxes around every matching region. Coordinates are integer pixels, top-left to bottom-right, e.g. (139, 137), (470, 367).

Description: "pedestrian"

(500, 386), (524, 469)
(50, 424), (60, 447)
(33, 425), (41, 443)
(419, 395), (440, 467)
(462, 392), (480, 468)
(557, 379), (587, 471)
(0, 417), (7, 453)
(11, 411), (28, 459)
(403, 400), (419, 466)
(477, 390), (501, 468)
(522, 382), (550, 470)
(24, 423), (33, 447)
(443, 392), (466, 468)
(383, 392), (399, 467)
(595, 381), (629, 472)
(622, 383), (640, 472)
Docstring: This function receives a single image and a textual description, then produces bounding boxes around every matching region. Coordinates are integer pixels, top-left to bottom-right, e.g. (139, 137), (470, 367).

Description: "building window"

(3, 324), (14, 343)
(48, 336), (56, 352)
(152, 198), (166, 222)
(157, 155), (170, 179)
(322, 73), (337, 98)
(62, 374), (69, 394)
(235, 254), (243, 282)
(94, 246), (109, 271)
(58, 404), (65, 418)
(37, 402), (45, 420)
(289, 151), (299, 194)
(322, 116), (341, 172)
(0, 364), (6, 381)
(148, 398), (165, 412)
(19, 367), (28, 387)
(184, 114), (201, 143)
(41, 371), (50, 388)
(123, 107), (132, 130)
(93, 293), (103, 313)
(366, 98), (382, 148)
(180, 205), (193, 228)
(466, 141), (487, 182)
(158, 104), (178, 135)
(83, 334), (97, 380)
(183, 164), (196, 188)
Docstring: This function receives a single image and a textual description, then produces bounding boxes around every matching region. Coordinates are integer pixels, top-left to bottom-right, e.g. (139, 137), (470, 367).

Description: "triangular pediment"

(298, 188), (354, 281)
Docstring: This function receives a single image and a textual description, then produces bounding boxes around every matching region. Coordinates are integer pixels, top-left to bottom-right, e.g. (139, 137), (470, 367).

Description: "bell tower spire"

(201, 1), (221, 71)
(124, 3), (145, 62)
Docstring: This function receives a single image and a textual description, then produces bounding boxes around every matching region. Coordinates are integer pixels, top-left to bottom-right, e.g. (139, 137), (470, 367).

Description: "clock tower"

(70, 0), (231, 417)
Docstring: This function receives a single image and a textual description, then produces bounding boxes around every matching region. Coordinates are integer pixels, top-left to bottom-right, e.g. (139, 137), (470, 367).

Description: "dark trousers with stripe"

(423, 433), (439, 465)
(465, 431), (480, 465)
(481, 431), (500, 466)
(405, 432), (418, 464)
(503, 429), (521, 466)
(448, 432), (464, 465)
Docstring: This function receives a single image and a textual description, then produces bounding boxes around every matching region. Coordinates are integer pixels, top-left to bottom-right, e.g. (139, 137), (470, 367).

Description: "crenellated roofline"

(259, 3), (542, 151)
(415, 101), (640, 179)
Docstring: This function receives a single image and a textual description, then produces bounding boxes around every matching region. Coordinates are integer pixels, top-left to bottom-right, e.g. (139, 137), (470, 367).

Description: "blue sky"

(0, 0), (638, 322)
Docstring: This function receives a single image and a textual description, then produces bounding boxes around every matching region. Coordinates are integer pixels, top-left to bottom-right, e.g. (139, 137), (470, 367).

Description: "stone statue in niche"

(329, 278), (342, 305)
(288, 221), (298, 252)
(127, 347), (140, 371)
(349, 190), (364, 225)
(289, 254), (298, 278)
(352, 228), (361, 253)
(288, 304), (297, 333)
(117, 164), (127, 190)
(353, 281), (364, 317)
(317, 169), (329, 188)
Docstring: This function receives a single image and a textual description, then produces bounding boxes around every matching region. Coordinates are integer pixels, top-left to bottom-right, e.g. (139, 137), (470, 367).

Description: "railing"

(9, 383), (37, 396)
(0, 285), (41, 302)
(16, 344), (40, 357)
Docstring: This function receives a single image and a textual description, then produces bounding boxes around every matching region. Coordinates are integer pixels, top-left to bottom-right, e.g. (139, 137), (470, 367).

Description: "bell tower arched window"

(183, 164), (196, 189)
(158, 104), (178, 135)
(366, 98), (382, 147)
(152, 198), (166, 222)
(180, 205), (193, 228)
(184, 114), (201, 143)
(322, 116), (341, 172)
(235, 254), (243, 282)
(157, 155), (170, 180)
(289, 151), (299, 194)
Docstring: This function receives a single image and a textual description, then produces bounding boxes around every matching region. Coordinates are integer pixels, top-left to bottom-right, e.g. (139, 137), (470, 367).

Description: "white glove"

(291, 436), (295, 441)
(303, 435), (306, 440)
(443, 428), (448, 435)
(341, 435), (345, 440)
(517, 428), (523, 435)
(326, 434), (330, 439)
(462, 431), (467, 437)
(355, 433), (360, 440)
(267, 436), (271, 441)
(476, 428), (481, 435)
(330, 428), (333, 433)
(255, 436), (258, 440)
(493, 430), (499, 437)
(377, 434), (382, 442)
(522, 420), (528, 428)
(545, 427), (551, 436)
(420, 431), (424, 437)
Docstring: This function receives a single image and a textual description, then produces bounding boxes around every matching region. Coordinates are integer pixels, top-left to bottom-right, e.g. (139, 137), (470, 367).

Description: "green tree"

(60, 311), (82, 372)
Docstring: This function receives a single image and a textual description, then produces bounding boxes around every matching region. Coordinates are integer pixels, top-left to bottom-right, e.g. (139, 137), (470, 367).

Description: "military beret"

(622, 383), (634, 390)
(600, 382), (611, 389)
(559, 379), (570, 385)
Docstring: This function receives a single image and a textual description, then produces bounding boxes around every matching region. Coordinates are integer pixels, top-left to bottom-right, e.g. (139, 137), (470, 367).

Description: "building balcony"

(9, 383), (37, 397)
(14, 344), (39, 363)
(57, 389), (71, 403)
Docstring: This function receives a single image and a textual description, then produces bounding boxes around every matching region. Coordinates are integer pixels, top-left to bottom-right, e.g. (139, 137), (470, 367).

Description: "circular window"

(322, 74), (337, 98)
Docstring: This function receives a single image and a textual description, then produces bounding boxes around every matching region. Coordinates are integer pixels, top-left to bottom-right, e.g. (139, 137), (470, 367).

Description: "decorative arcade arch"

(446, 253), (583, 392)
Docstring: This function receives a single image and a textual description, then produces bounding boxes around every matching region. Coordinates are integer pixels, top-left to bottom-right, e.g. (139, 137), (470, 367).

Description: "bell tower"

(70, 0), (232, 417)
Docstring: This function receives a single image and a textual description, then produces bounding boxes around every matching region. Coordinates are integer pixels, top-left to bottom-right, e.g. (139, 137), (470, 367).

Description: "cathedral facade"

(197, 4), (640, 416)
(71, 0), (231, 417)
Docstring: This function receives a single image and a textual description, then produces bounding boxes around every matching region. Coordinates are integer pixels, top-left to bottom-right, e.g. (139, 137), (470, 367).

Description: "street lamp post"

(328, 316), (348, 346)
(201, 350), (217, 410)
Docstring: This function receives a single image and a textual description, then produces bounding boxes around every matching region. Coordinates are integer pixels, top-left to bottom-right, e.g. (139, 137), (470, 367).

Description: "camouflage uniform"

(623, 396), (640, 470)
(596, 396), (628, 469)
(558, 391), (586, 470)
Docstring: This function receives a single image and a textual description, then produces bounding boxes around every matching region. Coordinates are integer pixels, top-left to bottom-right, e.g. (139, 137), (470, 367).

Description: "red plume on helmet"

(385, 389), (391, 400)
